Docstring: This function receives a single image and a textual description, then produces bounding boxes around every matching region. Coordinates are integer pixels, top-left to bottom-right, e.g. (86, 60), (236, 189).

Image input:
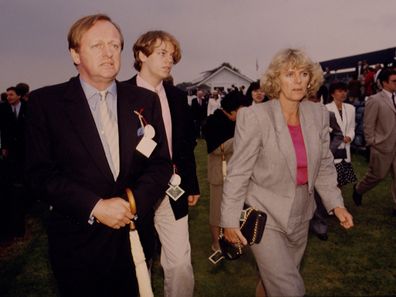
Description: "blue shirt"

(80, 78), (119, 177)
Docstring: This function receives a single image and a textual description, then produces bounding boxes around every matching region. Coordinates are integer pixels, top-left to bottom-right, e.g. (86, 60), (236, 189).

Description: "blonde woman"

(220, 49), (353, 297)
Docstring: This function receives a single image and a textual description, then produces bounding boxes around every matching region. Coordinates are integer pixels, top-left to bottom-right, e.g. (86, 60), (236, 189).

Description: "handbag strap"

(221, 143), (227, 180)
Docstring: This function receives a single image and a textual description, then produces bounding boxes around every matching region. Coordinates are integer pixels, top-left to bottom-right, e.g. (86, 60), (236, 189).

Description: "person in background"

(190, 89), (208, 138)
(326, 82), (357, 187)
(16, 82), (30, 102)
(221, 48), (353, 297)
(202, 90), (244, 251)
(25, 14), (171, 297)
(207, 90), (222, 116)
(244, 80), (269, 106)
(125, 30), (199, 297)
(308, 93), (344, 241)
(353, 68), (396, 217)
(1, 86), (28, 239)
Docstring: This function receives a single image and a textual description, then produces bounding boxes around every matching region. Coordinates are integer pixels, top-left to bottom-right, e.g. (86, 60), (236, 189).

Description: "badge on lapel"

(134, 109), (157, 158)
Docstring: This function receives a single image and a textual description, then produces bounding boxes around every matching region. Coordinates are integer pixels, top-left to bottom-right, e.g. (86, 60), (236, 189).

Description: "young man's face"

(139, 39), (175, 84)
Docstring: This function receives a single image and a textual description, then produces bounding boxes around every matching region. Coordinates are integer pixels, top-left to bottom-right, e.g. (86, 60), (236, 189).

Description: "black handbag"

(333, 148), (347, 159)
(218, 205), (267, 260)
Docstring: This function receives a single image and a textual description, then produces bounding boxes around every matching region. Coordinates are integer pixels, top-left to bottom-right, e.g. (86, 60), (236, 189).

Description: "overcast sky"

(1, 0), (396, 92)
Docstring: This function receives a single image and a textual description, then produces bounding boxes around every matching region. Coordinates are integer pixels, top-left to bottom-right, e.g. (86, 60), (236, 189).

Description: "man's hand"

(1, 148), (8, 158)
(92, 197), (133, 229)
(334, 207), (354, 229)
(188, 194), (200, 206)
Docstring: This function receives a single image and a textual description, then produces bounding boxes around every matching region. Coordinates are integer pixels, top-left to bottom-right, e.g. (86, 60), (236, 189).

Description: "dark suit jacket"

(25, 76), (172, 290)
(190, 97), (208, 122)
(1, 101), (27, 160)
(124, 76), (200, 220)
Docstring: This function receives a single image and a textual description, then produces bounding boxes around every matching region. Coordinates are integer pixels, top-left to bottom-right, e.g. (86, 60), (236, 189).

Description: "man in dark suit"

(0, 86), (28, 239)
(124, 30), (200, 297)
(190, 89), (207, 138)
(25, 14), (171, 297)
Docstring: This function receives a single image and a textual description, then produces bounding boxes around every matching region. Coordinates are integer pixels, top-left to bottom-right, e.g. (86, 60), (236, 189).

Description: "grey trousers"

(357, 147), (396, 207)
(251, 185), (311, 297)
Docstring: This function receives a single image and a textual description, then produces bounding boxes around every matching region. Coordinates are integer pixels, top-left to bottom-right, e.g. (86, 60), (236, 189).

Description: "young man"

(353, 68), (396, 216)
(124, 31), (200, 297)
(25, 15), (171, 297)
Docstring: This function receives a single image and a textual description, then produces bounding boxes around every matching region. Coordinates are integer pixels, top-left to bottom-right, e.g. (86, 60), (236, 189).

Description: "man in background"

(190, 89), (207, 138)
(353, 68), (396, 217)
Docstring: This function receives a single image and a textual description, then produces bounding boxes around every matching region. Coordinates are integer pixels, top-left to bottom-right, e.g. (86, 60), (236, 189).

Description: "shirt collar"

(80, 78), (117, 109)
(136, 74), (164, 93)
(382, 89), (394, 99)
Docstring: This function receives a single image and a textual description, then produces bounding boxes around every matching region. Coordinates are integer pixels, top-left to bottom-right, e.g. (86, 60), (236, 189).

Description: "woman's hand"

(223, 228), (248, 246)
(334, 207), (354, 229)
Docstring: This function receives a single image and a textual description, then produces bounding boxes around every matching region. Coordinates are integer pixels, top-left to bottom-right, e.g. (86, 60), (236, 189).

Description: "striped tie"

(99, 91), (119, 180)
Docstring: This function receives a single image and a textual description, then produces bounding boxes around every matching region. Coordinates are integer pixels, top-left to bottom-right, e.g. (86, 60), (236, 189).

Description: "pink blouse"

(288, 124), (308, 185)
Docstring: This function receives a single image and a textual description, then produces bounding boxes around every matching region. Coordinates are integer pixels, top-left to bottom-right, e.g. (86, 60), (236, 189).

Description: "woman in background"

(203, 91), (244, 251)
(326, 81), (357, 187)
(244, 80), (269, 105)
(221, 49), (353, 297)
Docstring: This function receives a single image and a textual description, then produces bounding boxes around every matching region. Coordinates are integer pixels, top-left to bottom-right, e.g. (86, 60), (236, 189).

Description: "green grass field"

(1, 139), (395, 296)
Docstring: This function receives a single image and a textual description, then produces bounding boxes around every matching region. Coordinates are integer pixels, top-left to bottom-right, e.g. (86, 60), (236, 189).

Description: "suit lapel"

(299, 101), (317, 189)
(270, 100), (296, 183)
(329, 101), (346, 135)
(381, 91), (396, 113)
(116, 82), (138, 182)
(164, 84), (177, 146)
(63, 77), (114, 181)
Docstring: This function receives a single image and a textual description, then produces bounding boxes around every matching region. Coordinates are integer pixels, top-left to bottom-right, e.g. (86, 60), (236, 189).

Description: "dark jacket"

(123, 76), (200, 220)
(25, 76), (172, 286)
(203, 109), (236, 154)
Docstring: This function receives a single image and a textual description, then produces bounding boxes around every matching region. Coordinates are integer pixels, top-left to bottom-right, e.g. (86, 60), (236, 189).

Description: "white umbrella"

(126, 188), (154, 297)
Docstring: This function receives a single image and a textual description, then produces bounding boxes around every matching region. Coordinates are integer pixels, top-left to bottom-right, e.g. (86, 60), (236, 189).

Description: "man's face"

(383, 74), (396, 93)
(7, 90), (21, 106)
(197, 90), (204, 99)
(70, 20), (121, 89)
(139, 39), (175, 84)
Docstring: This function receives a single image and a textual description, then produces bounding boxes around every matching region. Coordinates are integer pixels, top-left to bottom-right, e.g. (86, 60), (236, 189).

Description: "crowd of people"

(1, 12), (396, 297)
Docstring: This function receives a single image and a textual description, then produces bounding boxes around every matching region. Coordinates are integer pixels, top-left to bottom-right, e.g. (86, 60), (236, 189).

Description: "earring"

(307, 83), (311, 89)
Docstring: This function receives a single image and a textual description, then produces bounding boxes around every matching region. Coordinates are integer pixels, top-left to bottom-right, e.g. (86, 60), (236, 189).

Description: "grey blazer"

(364, 90), (396, 153)
(220, 99), (344, 232)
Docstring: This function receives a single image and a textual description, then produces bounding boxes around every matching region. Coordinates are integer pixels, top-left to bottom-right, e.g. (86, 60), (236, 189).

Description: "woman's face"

(332, 89), (347, 103)
(278, 67), (310, 103)
(252, 88), (265, 103)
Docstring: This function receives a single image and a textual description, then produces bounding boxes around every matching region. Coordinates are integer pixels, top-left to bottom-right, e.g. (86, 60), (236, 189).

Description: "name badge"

(136, 137), (157, 158)
(134, 111), (157, 158)
(166, 172), (184, 201)
(166, 185), (185, 201)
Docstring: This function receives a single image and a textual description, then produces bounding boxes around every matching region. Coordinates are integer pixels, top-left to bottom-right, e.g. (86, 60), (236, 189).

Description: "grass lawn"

(1, 139), (395, 296)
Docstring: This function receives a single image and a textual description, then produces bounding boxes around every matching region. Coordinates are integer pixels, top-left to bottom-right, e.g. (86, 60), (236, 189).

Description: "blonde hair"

(67, 14), (124, 51)
(133, 30), (181, 71)
(261, 48), (323, 99)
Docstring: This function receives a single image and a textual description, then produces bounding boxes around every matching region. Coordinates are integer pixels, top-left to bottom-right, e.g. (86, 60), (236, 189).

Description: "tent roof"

(320, 47), (396, 71)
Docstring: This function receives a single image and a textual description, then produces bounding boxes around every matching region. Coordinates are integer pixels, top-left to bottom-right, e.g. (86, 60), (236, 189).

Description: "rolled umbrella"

(125, 187), (154, 297)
